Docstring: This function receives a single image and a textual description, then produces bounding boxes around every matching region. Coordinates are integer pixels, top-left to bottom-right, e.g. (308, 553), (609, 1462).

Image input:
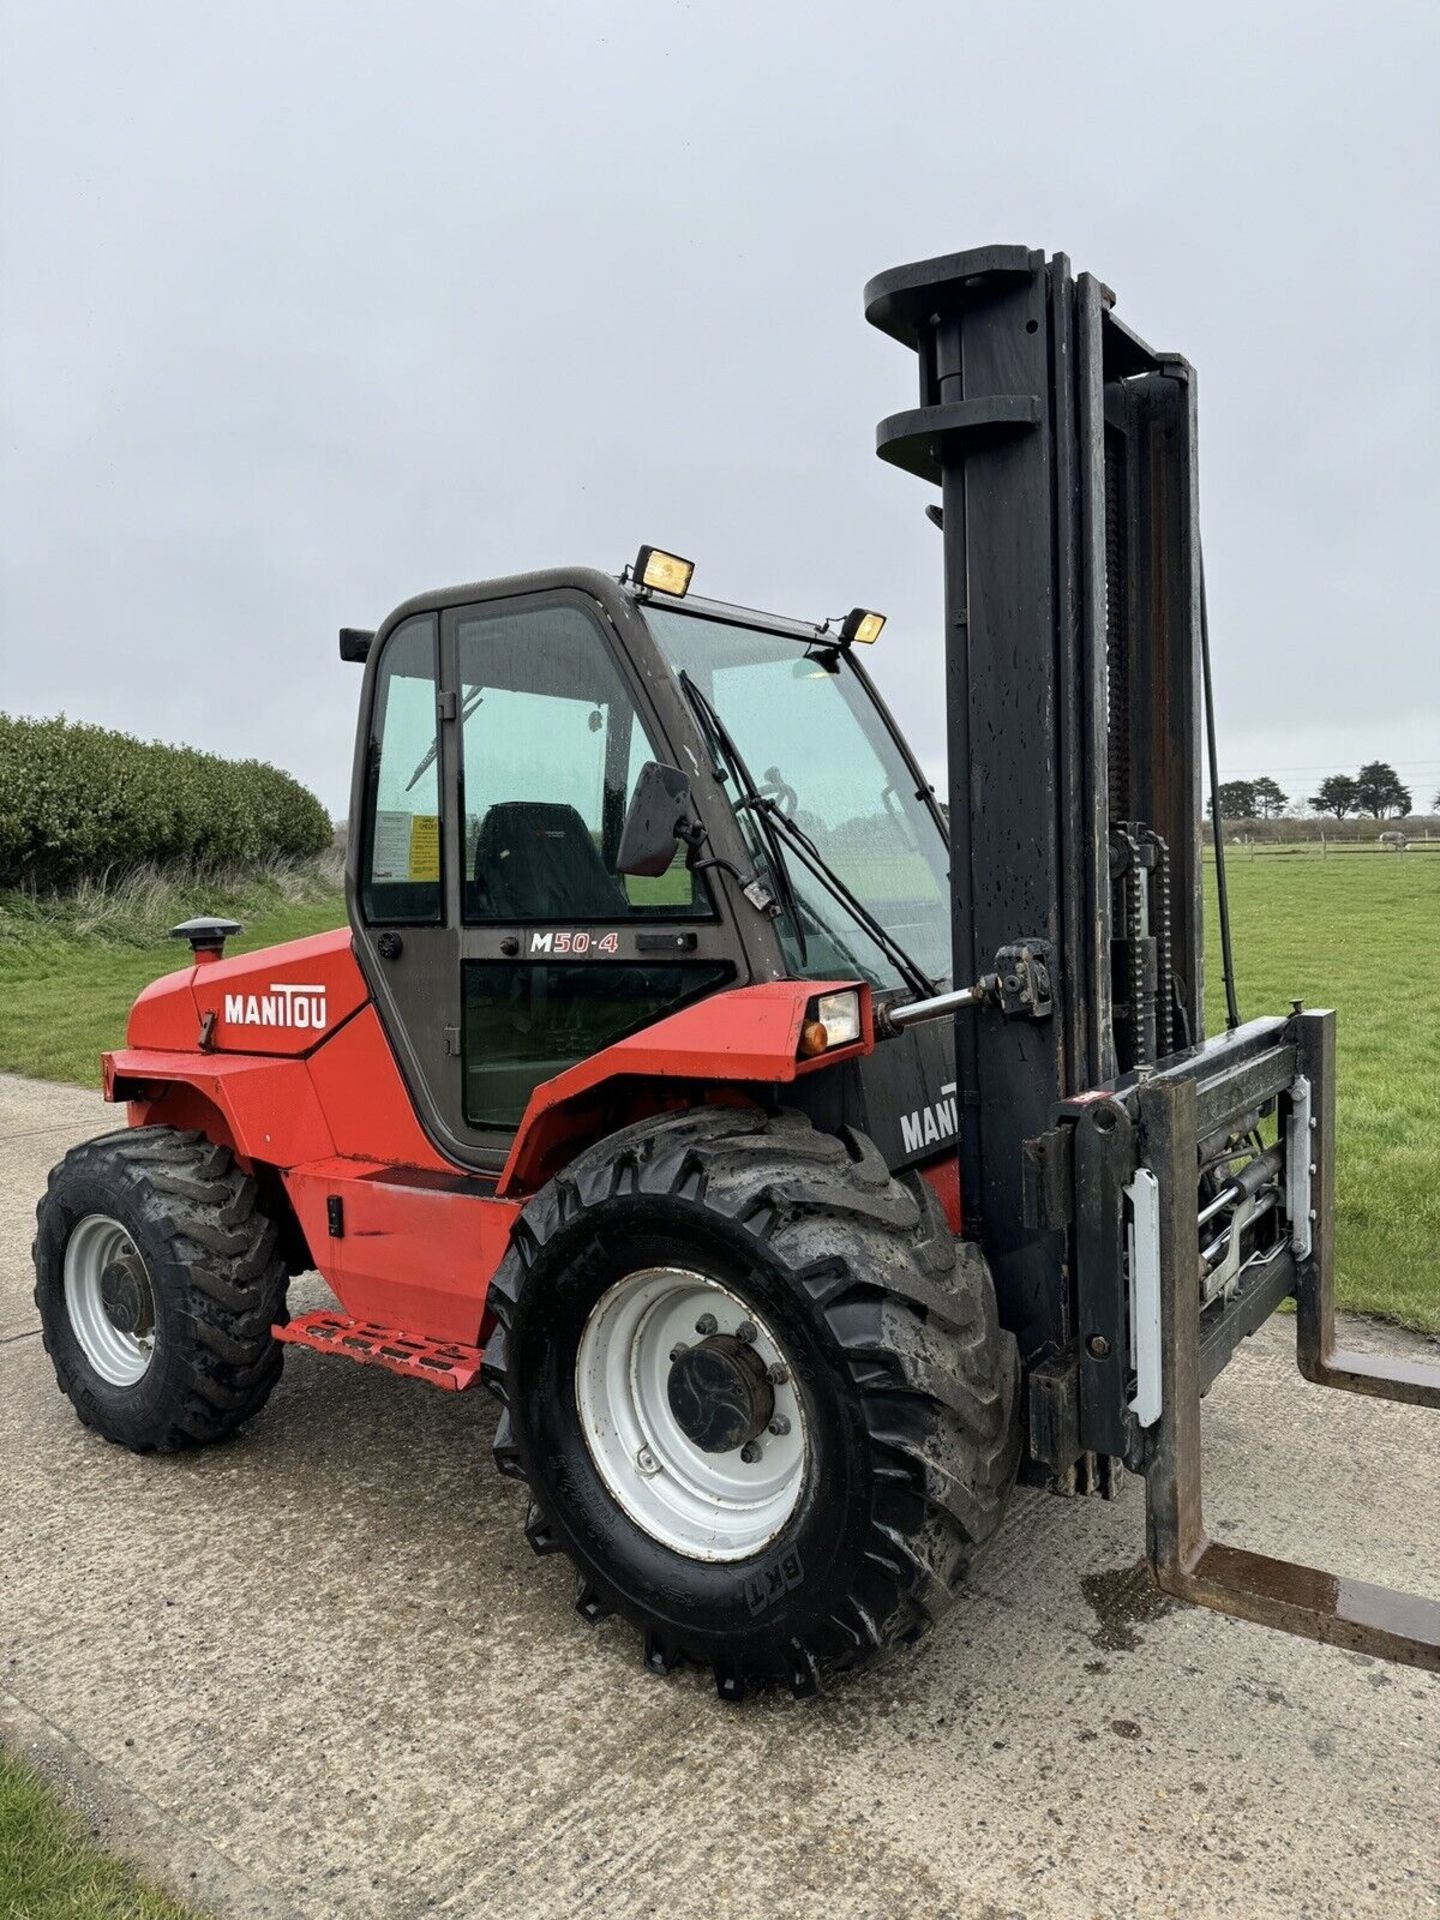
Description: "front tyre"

(482, 1107), (1020, 1699)
(33, 1127), (288, 1452)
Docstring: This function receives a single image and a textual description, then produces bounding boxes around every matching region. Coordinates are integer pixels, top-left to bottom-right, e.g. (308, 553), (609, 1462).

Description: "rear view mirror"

(617, 762), (696, 877)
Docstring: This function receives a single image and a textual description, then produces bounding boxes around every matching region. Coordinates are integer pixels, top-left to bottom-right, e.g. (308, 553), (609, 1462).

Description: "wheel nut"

(736, 1320), (757, 1344)
(694, 1312), (718, 1336)
(766, 1362), (789, 1385)
(768, 1415), (790, 1437)
(669, 1342), (689, 1363)
(740, 1441), (763, 1464)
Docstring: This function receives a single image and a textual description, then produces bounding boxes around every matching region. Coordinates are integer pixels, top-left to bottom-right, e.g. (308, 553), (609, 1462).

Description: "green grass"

(1204, 853), (1440, 1333)
(1, 853), (1434, 1331)
(0, 1750), (201, 1919)
(0, 860), (344, 1087)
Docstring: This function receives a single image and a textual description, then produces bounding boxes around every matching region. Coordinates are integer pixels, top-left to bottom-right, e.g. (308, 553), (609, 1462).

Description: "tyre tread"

(482, 1104), (1020, 1697)
(33, 1128), (288, 1453)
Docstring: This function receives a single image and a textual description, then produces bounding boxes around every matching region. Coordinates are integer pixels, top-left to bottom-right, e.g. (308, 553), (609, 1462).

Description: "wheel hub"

(574, 1268), (808, 1561)
(667, 1334), (775, 1454)
(62, 1213), (156, 1388)
(100, 1254), (152, 1338)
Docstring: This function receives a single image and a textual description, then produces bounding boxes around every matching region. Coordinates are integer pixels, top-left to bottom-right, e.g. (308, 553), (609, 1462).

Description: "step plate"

(275, 1310), (486, 1391)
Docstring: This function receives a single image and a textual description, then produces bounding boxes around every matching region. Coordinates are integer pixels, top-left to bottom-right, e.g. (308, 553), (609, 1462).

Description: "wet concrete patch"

(1079, 1558), (1176, 1652)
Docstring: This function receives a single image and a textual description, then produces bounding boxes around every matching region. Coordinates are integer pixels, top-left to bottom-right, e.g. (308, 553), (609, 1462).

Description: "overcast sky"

(3, 0), (1437, 817)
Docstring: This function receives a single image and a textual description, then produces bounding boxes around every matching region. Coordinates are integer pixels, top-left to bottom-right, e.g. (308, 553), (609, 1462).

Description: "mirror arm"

(692, 852), (781, 918)
(683, 819), (781, 919)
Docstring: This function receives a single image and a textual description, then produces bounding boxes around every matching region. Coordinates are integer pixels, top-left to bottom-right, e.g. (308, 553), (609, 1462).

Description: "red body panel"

(127, 962), (202, 1050)
(108, 1051), (337, 1166)
(103, 940), (874, 1348)
(305, 1007), (452, 1170)
(918, 1153), (963, 1236)
(283, 1160), (520, 1344)
(498, 978), (871, 1193)
(191, 929), (369, 1057)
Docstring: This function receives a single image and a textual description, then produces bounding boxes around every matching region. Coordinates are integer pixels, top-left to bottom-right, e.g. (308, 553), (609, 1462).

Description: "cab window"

(360, 615), (442, 925)
(456, 600), (706, 923)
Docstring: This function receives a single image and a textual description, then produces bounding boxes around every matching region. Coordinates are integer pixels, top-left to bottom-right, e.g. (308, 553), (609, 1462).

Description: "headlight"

(817, 989), (862, 1045)
(797, 988), (862, 1058)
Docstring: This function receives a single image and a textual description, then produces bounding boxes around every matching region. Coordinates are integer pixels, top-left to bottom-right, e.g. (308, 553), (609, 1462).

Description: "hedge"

(0, 714), (333, 890)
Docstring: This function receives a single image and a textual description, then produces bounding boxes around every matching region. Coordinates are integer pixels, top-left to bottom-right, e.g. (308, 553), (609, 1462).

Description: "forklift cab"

(344, 558), (956, 1176)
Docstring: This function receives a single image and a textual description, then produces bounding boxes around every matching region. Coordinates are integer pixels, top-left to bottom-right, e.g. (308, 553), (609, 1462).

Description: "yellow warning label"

(408, 814), (440, 881)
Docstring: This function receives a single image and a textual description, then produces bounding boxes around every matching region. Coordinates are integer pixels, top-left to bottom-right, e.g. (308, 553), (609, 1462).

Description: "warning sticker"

(408, 814), (440, 881)
(372, 810), (412, 881)
(372, 810), (441, 882)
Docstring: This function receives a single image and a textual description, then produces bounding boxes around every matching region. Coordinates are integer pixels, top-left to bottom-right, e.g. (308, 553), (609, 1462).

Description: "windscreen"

(644, 608), (952, 989)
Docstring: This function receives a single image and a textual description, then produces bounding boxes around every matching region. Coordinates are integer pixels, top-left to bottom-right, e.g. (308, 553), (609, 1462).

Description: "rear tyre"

(482, 1107), (1020, 1699)
(33, 1126), (288, 1452)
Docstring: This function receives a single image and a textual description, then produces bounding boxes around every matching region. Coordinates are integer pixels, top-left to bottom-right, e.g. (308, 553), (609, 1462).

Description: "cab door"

(352, 587), (737, 1172)
(350, 609), (458, 1146)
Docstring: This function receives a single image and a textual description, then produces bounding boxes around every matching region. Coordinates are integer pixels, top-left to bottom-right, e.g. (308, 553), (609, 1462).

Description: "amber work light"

(635, 546), (695, 597)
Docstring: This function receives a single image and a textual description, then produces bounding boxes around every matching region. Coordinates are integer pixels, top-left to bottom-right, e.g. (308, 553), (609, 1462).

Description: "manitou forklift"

(34, 245), (1439, 1695)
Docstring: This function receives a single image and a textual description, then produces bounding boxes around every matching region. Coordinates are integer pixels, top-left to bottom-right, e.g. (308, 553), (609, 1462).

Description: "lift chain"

(1139, 826), (1173, 1057)
(1109, 825), (1151, 1069)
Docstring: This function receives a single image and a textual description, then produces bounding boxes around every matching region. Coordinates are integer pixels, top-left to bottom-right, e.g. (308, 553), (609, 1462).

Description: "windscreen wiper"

(678, 673), (809, 964)
(750, 796), (936, 999)
(404, 687), (484, 793)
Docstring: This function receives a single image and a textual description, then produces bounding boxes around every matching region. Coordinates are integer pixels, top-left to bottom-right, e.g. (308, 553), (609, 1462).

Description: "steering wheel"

(759, 766), (799, 816)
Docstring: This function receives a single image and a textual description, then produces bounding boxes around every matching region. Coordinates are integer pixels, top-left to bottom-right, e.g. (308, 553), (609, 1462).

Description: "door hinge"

(443, 1025), (461, 1056)
(437, 690), (457, 721)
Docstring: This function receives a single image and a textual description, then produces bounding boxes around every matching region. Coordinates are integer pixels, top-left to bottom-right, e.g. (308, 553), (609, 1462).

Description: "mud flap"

(1138, 1010), (1440, 1671)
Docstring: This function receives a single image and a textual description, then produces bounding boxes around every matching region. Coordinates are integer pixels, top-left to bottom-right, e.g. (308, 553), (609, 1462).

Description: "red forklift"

(34, 245), (1439, 1696)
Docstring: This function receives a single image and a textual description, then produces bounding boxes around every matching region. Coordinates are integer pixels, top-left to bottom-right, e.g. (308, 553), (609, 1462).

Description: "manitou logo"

(222, 983), (328, 1032)
(899, 1080), (958, 1156)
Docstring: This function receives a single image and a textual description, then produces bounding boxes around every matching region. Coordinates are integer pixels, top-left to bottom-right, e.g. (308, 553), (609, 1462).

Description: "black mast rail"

(866, 245), (1202, 1367)
(868, 245), (1439, 1670)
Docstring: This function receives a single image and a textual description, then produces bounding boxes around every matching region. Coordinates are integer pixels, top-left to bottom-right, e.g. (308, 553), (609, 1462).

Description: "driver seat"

(473, 802), (628, 922)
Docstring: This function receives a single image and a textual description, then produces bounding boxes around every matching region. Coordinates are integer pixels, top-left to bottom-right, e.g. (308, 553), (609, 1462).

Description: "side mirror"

(617, 762), (696, 877)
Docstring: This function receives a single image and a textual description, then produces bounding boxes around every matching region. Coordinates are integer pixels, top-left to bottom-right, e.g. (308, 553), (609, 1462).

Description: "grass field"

(0, 863), (344, 1087)
(1, 853), (1435, 1331)
(1204, 852), (1439, 1331)
(0, 1751), (199, 1919)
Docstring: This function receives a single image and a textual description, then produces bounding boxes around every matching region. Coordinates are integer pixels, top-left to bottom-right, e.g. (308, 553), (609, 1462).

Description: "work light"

(840, 608), (885, 645)
(634, 546), (695, 597)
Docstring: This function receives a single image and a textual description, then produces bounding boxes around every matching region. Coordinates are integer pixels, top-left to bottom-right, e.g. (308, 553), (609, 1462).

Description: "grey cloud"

(2, 0), (1436, 813)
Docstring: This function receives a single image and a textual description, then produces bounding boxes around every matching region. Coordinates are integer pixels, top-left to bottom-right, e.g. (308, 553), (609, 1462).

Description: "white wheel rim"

(575, 1267), (808, 1562)
(63, 1213), (156, 1387)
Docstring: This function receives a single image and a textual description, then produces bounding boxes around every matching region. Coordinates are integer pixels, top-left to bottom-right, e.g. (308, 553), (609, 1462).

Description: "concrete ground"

(2, 1070), (1436, 1920)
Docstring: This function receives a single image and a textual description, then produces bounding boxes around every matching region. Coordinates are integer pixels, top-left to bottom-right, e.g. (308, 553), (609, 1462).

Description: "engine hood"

(127, 927), (366, 1057)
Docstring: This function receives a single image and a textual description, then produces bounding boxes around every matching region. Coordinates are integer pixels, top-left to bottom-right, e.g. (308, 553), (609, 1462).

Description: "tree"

(1208, 780), (1258, 821)
(1250, 776), (1289, 819)
(1308, 774), (1360, 819)
(1355, 760), (1412, 819)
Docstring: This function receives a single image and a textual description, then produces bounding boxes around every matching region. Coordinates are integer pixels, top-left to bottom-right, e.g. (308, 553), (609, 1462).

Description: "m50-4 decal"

(527, 929), (621, 957)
